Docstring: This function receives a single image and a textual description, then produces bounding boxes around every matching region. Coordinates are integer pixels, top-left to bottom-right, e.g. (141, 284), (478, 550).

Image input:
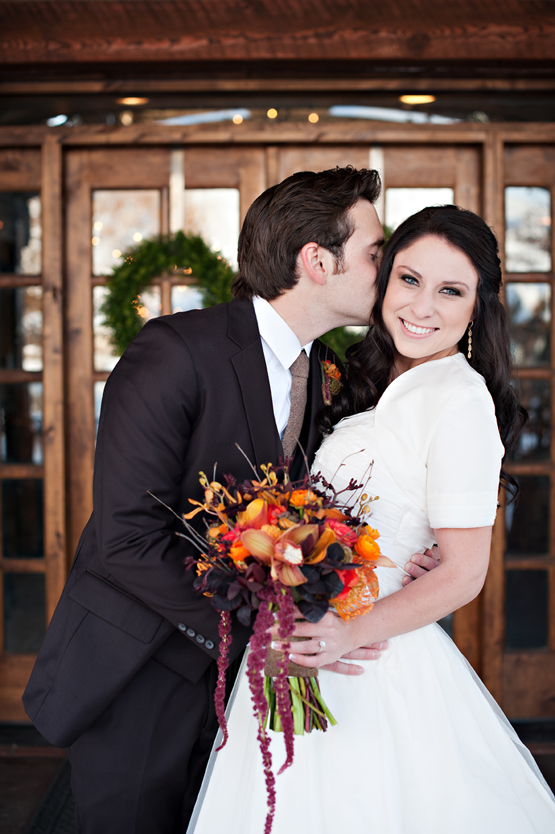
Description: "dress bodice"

(311, 353), (505, 598)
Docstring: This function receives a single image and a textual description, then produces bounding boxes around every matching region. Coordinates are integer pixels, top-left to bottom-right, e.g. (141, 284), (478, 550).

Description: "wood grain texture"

(0, 149), (41, 190)
(1, 0), (554, 63)
(503, 653), (555, 717)
(42, 134), (67, 619)
(0, 656), (36, 722)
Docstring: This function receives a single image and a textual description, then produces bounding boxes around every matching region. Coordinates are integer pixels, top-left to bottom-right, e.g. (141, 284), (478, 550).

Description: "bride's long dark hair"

(321, 205), (527, 499)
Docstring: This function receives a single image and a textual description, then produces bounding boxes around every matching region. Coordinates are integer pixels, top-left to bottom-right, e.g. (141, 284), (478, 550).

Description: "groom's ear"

(299, 242), (332, 286)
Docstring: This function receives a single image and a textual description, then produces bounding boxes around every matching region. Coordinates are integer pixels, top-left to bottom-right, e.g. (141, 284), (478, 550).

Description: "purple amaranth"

(248, 587), (279, 834)
(272, 584), (296, 775)
(215, 610), (232, 751)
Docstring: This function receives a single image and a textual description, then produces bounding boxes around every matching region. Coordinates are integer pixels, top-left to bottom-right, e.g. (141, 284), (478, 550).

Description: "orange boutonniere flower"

(321, 359), (343, 405)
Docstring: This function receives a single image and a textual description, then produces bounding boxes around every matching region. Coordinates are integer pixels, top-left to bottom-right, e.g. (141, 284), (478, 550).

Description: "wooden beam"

(1, 122), (555, 150)
(1, 1), (555, 63)
(2, 78), (555, 96)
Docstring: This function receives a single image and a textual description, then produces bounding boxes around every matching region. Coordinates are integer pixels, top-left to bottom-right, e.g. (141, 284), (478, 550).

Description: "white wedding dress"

(187, 353), (555, 833)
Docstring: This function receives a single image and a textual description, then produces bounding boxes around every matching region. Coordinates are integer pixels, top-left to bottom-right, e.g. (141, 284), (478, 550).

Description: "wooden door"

(483, 143), (555, 717)
(65, 145), (266, 556)
(0, 140), (64, 720)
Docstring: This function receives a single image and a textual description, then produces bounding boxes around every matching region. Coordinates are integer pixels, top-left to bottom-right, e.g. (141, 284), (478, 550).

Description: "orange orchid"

(240, 523), (321, 586)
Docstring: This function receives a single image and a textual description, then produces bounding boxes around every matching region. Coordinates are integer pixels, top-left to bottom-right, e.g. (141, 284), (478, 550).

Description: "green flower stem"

(310, 678), (338, 726)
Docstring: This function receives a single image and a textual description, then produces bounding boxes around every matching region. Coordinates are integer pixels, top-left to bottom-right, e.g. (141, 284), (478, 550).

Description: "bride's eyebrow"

(396, 264), (421, 278)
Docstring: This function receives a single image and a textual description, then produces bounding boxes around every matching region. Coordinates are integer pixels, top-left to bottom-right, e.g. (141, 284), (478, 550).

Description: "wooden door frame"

(1, 120), (554, 718)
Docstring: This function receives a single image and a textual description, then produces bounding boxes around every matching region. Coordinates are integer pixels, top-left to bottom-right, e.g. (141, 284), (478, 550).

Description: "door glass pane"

(93, 285), (161, 371)
(0, 286), (43, 370)
(505, 475), (549, 556)
(0, 193), (41, 275)
(0, 383), (43, 464)
(184, 188), (240, 269)
(511, 379), (550, 462)
(505, 283), (550, 367)
(92, 190), (160, 276)
(171, 285), (204, 312)
(1, 479), (44, 559)
(505, 570), (549, 649)
(94, 381), (106, 436)
(505, 187), (551, 273)
(3, 573), (45, 652)
(385, 188), (455, 232)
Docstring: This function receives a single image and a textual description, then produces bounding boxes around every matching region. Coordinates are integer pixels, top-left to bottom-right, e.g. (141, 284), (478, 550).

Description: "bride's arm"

(287, 525), (491, 670)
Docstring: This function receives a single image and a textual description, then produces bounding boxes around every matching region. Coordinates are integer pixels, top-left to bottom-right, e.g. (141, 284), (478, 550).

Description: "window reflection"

(0, 383), (43, 464)
(505, 283), (550, 367)
(1, 479), (44, 559)
(385, 188), (455, 232)
(0, 193), (41, 275)
(3, 574), (46, 653)
(184, 189), (240, 269)
(505, 570), (548, 649)
(505, 187), (551, 273)
(92, 190), (160, 276)
(505, 475), (549, 556)
(171, 285), (204, 313)
(511, 379), (550, 462)
(0, 286), (43, 371)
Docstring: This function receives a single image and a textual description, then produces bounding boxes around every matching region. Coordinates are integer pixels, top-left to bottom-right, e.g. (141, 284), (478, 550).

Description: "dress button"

(177, 623), (187, 632)
(186, 628), (196, 638)
(205, 640), (214, 650)
(195, 634), (205, 644)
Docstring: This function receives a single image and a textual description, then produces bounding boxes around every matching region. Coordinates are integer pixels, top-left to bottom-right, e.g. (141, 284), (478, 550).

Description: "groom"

(24, 166), (437, 833)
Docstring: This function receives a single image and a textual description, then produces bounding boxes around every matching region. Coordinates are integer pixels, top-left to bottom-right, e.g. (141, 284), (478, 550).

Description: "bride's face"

(382, 235), (479, 372)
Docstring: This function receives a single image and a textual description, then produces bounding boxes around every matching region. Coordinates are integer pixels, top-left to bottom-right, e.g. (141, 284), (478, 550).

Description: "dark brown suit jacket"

(23, 298), (331, 747)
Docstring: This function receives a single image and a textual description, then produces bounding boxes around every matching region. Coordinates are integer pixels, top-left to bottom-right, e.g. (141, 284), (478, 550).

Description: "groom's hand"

(402, 546), (440, 585)
(322, 642), (389, 676)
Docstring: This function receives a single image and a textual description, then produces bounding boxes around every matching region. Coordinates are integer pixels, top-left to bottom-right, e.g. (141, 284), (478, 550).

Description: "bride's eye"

(440, 286), (462, 296)
(400, 274), (418, 285)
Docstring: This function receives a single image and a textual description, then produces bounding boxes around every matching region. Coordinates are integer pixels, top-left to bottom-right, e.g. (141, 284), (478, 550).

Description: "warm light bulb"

(112, 249), (122, 258)
(94, 221), (103, 231)
(308, 113), (319, 123)
(133, 232), (143, 242)
(232, 114), (244, 124)
(267, 108), (278, 119)
(91, 237), (100, 246)
(120, 111), (134, 126)
(399, 95), (436, 105)
(117, 97), (149, 106)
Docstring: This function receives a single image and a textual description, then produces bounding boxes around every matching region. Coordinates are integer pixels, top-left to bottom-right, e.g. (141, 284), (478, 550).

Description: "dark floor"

(1, 723), (554, 834)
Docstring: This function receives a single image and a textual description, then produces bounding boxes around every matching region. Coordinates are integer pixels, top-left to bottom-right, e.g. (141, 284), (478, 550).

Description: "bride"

(187, 205), (555, 833)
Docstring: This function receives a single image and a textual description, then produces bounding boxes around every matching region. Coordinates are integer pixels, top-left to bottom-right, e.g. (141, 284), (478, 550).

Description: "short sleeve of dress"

(427, 385), (504, 529)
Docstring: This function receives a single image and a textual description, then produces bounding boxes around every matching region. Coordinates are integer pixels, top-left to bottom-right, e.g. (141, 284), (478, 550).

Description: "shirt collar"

(252, 296), (313, 371)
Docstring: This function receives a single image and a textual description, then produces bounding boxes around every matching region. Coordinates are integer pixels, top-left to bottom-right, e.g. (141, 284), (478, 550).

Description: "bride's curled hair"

(322, 205), (527, 499)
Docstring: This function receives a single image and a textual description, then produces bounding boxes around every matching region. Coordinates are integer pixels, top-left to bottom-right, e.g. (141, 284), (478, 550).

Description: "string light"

(267, 108), (278, 119)
(117, 97), (149, 106)
(94, 221), (103, 231)
(133, 232), (143, 242)
(112, 249), (121, 258)
(399, 95), (436, 105)
(308, 113), (319, 123)
(91, 237), (100, 246)
(120, 111), (134, 126)
(232, 114), (244, 124)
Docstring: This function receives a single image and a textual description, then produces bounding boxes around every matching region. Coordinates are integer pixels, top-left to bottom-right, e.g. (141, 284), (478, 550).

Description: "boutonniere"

(321, 359), (343, 405)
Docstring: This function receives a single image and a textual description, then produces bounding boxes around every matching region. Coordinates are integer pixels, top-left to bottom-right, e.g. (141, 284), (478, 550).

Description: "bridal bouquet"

(160, 460), (392, 834)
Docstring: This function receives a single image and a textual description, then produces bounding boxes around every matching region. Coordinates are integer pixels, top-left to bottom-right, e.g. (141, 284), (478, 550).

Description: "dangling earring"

(467, 322), (473, 360)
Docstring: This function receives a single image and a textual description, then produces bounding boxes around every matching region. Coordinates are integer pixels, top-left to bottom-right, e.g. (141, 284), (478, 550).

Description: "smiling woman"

(382, 236), (478, 374)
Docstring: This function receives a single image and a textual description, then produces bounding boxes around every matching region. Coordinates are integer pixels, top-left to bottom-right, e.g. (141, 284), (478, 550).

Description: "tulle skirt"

(187, 620), (555, 834)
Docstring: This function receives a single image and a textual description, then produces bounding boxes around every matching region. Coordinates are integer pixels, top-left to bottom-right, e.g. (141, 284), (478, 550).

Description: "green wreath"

(101, 231), (236, 355)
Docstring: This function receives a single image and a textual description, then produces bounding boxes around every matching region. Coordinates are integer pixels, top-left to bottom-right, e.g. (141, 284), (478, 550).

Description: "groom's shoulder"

(147, 297), (256, 345)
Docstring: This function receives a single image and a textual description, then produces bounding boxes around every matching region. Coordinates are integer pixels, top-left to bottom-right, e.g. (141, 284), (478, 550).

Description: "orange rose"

(289, 489), (319, 507)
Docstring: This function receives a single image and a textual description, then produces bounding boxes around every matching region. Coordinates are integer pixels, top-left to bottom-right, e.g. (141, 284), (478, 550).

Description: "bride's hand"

(402, 545), (441, 585)
(282, 611), (373, 672)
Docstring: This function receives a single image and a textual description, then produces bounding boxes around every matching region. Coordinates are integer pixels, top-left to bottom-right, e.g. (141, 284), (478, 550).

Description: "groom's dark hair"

(232, 166), (381, 300)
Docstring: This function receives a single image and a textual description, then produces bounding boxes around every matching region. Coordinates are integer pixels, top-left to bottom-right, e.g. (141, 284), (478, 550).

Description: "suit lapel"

(228, 299), (282, 472)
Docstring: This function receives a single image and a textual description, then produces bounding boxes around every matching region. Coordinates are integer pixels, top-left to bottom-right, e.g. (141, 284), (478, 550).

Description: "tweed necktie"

(281, 350), (310, 458)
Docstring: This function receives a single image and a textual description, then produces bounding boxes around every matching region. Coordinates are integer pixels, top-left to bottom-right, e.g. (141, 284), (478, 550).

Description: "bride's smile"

(382, 234), (478, 372)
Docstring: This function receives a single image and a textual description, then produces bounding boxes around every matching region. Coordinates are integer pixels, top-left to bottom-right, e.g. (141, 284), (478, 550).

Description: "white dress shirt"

(252, 296), (313, 437)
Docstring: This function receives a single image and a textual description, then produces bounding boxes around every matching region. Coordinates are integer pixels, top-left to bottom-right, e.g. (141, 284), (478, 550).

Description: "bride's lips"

(399, 317), (439, 338)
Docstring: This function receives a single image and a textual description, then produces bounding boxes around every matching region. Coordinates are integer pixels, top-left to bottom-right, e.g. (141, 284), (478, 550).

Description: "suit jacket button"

(177, 623), (187, 632)
(186, 628), (196, 638)
(195, 634), (205, 644)
(205, 640), (214, 650)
